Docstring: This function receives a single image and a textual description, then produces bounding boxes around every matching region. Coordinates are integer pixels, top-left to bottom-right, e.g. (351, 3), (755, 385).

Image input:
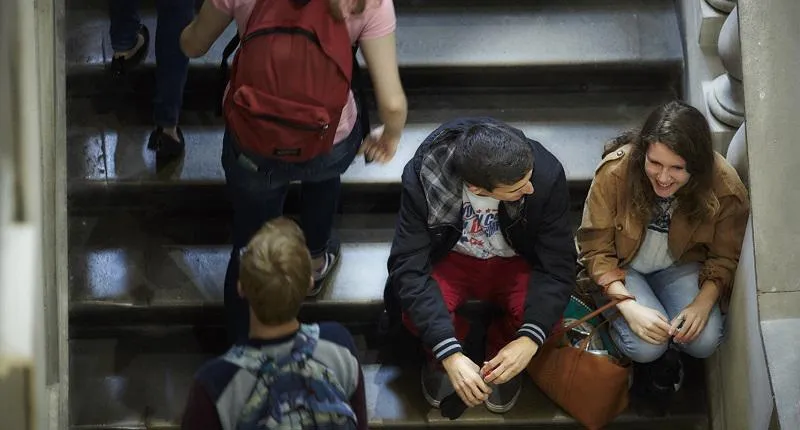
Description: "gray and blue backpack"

(222, 323), (358, 429)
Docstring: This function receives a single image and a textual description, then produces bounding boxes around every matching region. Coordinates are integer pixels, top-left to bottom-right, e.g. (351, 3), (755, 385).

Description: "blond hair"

(239, 217), (311, 325)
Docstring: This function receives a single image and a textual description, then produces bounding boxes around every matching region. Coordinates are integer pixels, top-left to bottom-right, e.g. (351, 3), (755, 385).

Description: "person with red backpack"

(180, 0), (407, 343)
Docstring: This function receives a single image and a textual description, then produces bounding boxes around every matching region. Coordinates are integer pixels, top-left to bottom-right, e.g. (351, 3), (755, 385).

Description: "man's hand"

(441, 353), (492, 407)
(481, 337), (539, 385)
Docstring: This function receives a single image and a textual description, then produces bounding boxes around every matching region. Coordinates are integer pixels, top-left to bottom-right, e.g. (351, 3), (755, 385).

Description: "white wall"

(0, 0), (68, 429)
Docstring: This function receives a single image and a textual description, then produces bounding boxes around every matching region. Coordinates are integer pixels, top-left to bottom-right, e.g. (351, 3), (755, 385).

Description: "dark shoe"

(421, 361), (455, 409)
(309, 238), (341, 297)
(147, 127), (185, 169)
(485, 374), (522, 414)
(109, 25), (150, 78)
(631, 348), (683, 417)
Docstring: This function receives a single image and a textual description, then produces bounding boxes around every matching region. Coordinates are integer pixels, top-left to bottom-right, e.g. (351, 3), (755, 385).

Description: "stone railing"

(704, 3), (748, 182)
(705, 0), (736, 14)
(691, 2), (771, 430)
(737, 0), (800, 428)
(701, 1), (746, 171)
(699, 1), (800, 429)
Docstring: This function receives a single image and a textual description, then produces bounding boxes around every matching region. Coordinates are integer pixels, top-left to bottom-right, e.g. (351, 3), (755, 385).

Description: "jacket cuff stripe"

(518, 323), (546, 345)
(432, 337), (462, 360)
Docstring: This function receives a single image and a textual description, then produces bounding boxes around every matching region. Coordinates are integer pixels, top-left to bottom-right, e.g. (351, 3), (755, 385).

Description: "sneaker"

(308, 238), (341, 297)
(485, 374), (522, 414)
(631, 348), (683, 417)
(109, 25), (150, 77)
(421, 361), (455, 409)
(147, 126), (185, 169)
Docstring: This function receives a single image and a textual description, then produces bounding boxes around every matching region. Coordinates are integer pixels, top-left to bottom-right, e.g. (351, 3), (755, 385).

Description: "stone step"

(67, 90), (672, 214)
(67, 210), (584, 330)
(66, 0), (683, 100)
(69, 327), (709, 429)
(69, 212), (395, 328)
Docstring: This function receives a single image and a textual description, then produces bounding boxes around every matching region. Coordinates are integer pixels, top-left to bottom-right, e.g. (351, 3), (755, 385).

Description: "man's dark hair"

(451, 122), (534, 191)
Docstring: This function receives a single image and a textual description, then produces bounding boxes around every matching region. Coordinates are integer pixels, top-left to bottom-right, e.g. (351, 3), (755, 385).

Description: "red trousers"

(403, 252), (530, 360)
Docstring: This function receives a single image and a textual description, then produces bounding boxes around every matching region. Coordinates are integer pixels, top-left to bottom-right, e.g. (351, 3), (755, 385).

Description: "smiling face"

(644, 142), (691, 198)
(467, 170), (534, 202)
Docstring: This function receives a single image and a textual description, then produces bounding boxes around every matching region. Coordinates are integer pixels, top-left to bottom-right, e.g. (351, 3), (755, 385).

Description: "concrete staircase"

(66, 0), (709, 428)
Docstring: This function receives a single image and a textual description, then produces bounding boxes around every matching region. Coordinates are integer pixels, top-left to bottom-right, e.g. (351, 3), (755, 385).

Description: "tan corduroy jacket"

(577, 144), (750, 303)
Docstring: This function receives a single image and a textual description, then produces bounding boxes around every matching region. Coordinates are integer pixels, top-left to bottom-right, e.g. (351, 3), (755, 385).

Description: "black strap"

(350, 44), (370, 140)
(216, 34), (241, 116)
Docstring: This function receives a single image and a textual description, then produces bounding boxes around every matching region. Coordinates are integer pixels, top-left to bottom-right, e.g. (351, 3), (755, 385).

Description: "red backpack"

(223, 0), (353, 163)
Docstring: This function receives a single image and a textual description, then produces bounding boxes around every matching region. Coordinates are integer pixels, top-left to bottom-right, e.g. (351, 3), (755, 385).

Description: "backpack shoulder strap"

(223, 324), (322, 372)
(216, 33), (241, 116)
(277, 323), (319, 367)
(350, 44), (370, 141)
(222, 343), (267, 374)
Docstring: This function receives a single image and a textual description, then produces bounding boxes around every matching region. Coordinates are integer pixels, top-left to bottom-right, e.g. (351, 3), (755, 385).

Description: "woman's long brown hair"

(603, 101), (718, 222)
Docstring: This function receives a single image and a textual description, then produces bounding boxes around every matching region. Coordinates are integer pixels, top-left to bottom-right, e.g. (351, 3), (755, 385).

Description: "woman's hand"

(618, 300), (672, 344)
(360, 125), (400, 164)
(670, 297), (714, 344)
(670, 280), (719, 343)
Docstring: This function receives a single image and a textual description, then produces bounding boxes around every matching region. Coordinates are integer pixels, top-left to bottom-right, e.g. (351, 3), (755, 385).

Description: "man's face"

(468, 170), (534, 202)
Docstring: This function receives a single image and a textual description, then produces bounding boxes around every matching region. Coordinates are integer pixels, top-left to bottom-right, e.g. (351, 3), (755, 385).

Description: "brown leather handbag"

(527, 296), (633, 430)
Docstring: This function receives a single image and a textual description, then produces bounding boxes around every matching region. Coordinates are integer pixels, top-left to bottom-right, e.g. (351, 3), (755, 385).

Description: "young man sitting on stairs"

(385, 118), (576, 414)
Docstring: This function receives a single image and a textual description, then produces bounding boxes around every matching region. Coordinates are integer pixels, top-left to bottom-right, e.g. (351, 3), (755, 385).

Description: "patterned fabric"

(222, 324), (357, 430)
(630, 197), (677, 274)
(648, 197), (675, 233)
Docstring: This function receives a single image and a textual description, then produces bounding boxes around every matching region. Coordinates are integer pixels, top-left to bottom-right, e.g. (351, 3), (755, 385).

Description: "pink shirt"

(212, 0), (396, 143)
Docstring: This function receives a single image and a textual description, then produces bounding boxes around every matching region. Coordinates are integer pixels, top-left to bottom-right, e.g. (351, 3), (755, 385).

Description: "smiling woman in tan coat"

(577, 100), (749, 417)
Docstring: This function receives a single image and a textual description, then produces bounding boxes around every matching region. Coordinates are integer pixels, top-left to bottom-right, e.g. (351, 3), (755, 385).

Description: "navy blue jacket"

(384, 117), (576, 361)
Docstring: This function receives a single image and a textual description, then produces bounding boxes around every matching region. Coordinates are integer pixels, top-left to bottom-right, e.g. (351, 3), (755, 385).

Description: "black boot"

(147, 126), (185, 170)
(630, 348), (683, 417)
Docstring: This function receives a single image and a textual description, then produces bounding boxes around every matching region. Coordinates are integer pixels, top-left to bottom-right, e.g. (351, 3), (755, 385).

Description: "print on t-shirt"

(452, 186), (517, 259)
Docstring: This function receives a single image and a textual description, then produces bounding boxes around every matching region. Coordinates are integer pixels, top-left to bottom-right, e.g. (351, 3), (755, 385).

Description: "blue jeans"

(221, 117), (363, 343)
(108, 0), (193, 127)
(595, 262), (725, 363)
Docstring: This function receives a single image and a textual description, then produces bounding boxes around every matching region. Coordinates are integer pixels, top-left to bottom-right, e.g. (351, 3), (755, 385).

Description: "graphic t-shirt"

(452, 186), (517, 259)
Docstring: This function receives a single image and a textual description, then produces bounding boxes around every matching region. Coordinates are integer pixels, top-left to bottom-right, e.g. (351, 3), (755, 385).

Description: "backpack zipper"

(254, 112), (330, 139)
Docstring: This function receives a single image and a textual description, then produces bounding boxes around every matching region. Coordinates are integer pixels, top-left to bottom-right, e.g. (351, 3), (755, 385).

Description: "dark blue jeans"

(108, 0), (193, 127)
(221, 117), (363, 344)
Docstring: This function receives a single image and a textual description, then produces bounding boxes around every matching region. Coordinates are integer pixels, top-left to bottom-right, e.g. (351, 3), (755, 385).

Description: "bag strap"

(216, 34), (241, 116)
(350, 44), (370, 141)
(553, 294), (634, 337)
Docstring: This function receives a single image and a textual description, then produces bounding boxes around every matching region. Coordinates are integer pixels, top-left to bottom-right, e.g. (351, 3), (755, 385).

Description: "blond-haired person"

(181, 217), (367, 429)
